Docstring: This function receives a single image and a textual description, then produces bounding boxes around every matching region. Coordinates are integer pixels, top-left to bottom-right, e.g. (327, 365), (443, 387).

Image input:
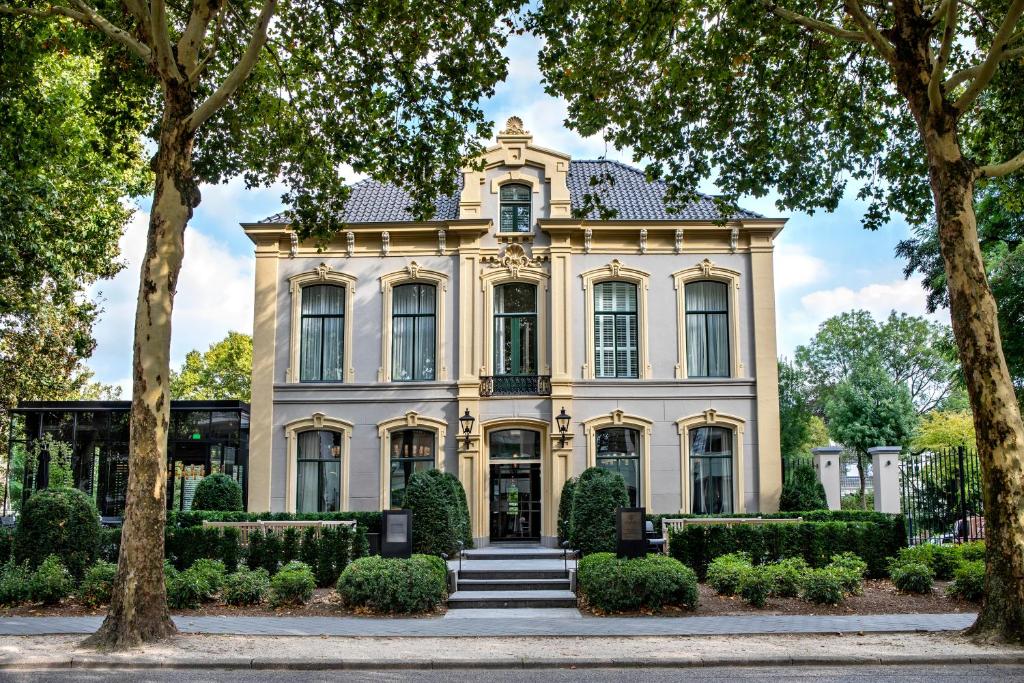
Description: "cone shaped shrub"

(779, 464), (827, 511)
(569, 467), (629, 555)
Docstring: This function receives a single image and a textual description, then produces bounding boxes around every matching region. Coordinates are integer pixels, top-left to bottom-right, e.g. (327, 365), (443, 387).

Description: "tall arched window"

(499, 184), (531, 233)
(594, 282), (638, 378)
(596, 427), (641, 506)
(689, 426), (733, 514)
(685, 281), (730, 377)
(389, 429), (435, 507)
(494, 283), (537, 376)
(296, 430), (342, 512)
(392, 283), (436, 381)
(300, 284), (345, 382)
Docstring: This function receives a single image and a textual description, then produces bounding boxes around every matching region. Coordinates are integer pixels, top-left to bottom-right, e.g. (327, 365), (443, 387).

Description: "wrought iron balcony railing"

(479, 375), (552, 397)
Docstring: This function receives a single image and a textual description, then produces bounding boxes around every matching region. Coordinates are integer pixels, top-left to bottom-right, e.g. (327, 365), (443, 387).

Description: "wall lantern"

(556, 407), (572, 448)
(459, 409), (475, 450)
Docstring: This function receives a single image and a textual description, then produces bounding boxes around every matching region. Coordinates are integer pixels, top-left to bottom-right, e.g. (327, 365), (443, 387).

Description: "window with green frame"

(499, 184), (531, 233)
(594, 281), (638, 378)
(494, 283), (537, 375)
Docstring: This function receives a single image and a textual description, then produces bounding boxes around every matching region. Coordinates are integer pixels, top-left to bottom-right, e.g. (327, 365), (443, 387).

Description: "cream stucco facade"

(243, 118), (785, 546)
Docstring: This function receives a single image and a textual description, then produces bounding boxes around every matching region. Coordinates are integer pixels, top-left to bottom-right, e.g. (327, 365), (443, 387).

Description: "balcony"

(479, 375), (552, 397)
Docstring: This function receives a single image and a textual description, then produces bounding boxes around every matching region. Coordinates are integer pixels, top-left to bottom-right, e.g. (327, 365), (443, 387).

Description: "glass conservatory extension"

(4, 400), (250, 519)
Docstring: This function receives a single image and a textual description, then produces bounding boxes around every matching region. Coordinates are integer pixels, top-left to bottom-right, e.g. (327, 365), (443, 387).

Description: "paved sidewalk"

(0, 612), (976, 637)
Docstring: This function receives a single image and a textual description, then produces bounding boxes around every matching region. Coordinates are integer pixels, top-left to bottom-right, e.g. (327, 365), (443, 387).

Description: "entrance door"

(490, 462), (541, 541)
(168, 443), (210, 512)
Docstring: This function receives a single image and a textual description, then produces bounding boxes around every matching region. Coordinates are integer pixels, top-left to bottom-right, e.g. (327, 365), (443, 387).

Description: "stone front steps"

(447, 545), (577, 611)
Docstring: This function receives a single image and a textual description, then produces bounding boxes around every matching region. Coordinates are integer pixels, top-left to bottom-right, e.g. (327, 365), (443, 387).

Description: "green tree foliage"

(569, 467), (629, 555)
(899, 183), (1024, 392)
(778, 464), (828, 512)
(795, 311), (957, 414)
(826, 362), (917, 507)
(779, 360), (819, 459)
(913, 410), (977, 451)
(170, 332), (252, 402)
(191, 473), (244, 512)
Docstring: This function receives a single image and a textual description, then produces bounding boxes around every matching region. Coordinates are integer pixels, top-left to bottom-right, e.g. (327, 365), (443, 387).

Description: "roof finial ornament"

(502, 116), (527, 135)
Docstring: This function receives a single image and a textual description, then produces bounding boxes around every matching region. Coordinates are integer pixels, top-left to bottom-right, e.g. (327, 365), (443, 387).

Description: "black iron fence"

(900, 447), (984, 546)
(781, 453), (813, 483)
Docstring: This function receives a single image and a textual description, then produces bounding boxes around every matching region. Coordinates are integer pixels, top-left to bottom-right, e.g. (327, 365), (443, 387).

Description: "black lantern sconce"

(556, 407), (571, 448)
(459, 409), (476, 450)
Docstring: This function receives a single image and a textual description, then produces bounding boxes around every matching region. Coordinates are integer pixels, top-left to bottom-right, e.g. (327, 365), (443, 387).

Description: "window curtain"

(296, 430), (342, 513)
(596, 427), (641, 506)
(689, 426), (733, 514)
(300, 285), (345, 381)
(685, 281), (729, 377)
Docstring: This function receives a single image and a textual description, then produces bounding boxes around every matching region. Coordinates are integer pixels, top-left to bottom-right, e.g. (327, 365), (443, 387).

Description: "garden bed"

(579, 579), (977, 617)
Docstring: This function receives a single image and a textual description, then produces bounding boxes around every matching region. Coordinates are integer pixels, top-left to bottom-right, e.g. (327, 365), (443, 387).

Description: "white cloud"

(773, 243), (827, 291)
(88, 207), (255, 391)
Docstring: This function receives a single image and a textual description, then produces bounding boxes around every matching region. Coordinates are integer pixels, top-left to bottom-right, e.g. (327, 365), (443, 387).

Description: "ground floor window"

(595, 427), (641, 507)
(389, 429), (435, 507)
(690, 426), (733, 514)
(296, 430), (343, 513)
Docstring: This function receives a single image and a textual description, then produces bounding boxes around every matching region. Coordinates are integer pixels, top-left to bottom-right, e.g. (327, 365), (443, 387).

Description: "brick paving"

(0, 612), (976, 637)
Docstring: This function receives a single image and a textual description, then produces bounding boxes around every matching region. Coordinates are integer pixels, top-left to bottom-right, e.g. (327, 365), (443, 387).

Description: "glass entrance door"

(490, 463), (541, 541)
(167, 443), (210, 512)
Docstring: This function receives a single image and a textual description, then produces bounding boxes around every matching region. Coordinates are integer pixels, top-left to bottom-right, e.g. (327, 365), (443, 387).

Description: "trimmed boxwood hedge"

(557, 477), (577, 544)
(577, 552), (699, 613)
(668, 517), (905, 579)
(191, 473), (244, 512)
(569, 467), (629, 556)
(403, 470), (460, 557)
(337, 554), (448, 614)
(14, 488), (101, 580)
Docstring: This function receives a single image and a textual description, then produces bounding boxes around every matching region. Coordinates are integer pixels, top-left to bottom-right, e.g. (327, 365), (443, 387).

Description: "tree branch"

(843, 0), (897, 62)
(945, 46), (1024, 89)
(149, 0), (185, 83)
(761, 1), (869, 43)
(1, 1), (153, 62)
(178, 0), (220, 84)
(929, 0), (958, 114)
(954, 0), (1024, 113)
(186, 0), (276, 132)
(976, 149), (1024, 179)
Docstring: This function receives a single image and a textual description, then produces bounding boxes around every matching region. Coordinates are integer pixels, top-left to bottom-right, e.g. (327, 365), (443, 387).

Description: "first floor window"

(392, 283), (436, 381)
(300, 284), (345, 382)
(690, 426), (733, 514)
(390, 429), (435, 507)
(296, 430), (342, 512)
(595, 427), (641, 507)
(685, 280), (729, 377)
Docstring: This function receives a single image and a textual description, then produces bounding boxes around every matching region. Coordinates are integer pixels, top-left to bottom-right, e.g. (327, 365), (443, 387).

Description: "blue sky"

(86, 31), (948, 393)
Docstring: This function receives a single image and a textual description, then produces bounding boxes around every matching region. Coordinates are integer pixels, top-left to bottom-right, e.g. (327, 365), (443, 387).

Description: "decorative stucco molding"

(676, 410), (746, 514)
(377, 262), (449, 382)
(671, 259), (743, 380)
(282, 413), (353, 513)
(286, 266), (357, 383)
(579, 260), (651, 379)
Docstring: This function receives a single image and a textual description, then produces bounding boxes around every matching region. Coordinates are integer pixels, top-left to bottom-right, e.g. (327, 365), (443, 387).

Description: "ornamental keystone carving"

(315, 262), (331, 280)
(703, 408), (718, 424)
(699, 258), (715, 277)
(312, 412), (326, 430)
(501, 116), (527, 135)
(609, 259), (623, 277)
(405, 261), (421, 279)
(482, 242), (547, 277)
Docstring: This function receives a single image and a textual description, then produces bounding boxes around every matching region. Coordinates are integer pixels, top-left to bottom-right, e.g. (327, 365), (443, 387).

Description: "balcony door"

(494, 283), (537, 376)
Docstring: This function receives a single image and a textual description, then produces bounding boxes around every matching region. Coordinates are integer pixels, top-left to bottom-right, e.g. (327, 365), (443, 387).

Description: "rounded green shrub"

(948, 560), (985, 602)
(958, 541), (985, 563)
(190, 558), (227, 598)
(14, 488), (100, 579)
(738, 565), (773, 608)
(706, 552), (752, 596)
(223, 568), (270, 606)
(891, 561), (933, 594)
(801, 568), (845, 605)
(78, 560), (118, 606)
(779, 464), (827, 512)
(893, 544), (959, 581)
(577, 553), (699, 613)
(557, 477), (577, 544)
(765, 557), (808, 598)
(29, 555), (73, 605)
(191, 473), (244, 512)
(569, 467), (629, 555)
(270, 560), (316, 606)
(0, 561), (31, 606)
(166, 567), (208, 609)
(827, 552), (867, 595)
(337, 555), (448, 614)
(403, 471), (459, 557)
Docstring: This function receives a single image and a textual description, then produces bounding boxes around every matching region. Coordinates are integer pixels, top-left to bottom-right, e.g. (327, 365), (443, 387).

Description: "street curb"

(1, 653), (1023, 671)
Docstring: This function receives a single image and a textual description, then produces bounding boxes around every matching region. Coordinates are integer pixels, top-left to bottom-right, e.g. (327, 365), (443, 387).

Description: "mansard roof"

(259, 159), (761, 224)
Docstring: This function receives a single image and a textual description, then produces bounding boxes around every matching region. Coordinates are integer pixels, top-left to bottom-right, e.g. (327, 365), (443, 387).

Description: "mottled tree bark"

(83, 87), (198, 650)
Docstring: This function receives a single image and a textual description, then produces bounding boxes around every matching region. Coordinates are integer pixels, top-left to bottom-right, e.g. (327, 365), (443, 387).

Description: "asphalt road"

(0, 666), (1022, 682)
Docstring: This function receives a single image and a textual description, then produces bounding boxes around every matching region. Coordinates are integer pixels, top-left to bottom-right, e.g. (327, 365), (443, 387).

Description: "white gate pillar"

(868, 446), (902, 514)
(812, 447), (843, 511)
